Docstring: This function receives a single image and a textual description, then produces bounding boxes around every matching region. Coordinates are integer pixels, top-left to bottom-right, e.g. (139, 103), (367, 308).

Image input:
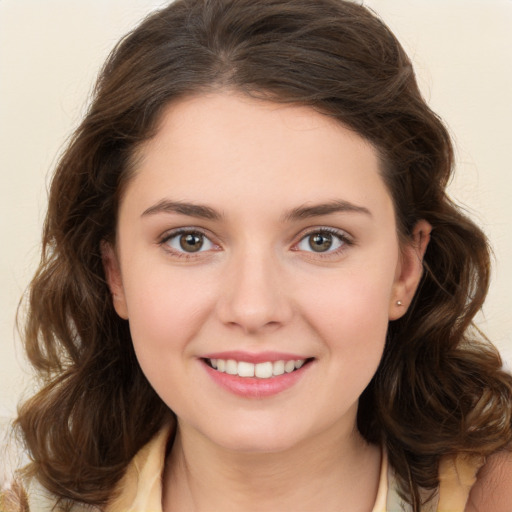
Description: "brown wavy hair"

(15, 0), (512, 510)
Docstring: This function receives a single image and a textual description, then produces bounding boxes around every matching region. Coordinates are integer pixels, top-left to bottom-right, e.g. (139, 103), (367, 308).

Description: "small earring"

(396, 300), (403, 306)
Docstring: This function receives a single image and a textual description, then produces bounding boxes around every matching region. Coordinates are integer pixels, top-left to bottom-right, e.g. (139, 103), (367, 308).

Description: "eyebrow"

(141, 200), (221, 220)
(283, 200), (372, 221)
(141, 198), (371, 222)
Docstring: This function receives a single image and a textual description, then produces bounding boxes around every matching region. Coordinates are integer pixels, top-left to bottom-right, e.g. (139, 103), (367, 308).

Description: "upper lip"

(201, 351), (311, 364)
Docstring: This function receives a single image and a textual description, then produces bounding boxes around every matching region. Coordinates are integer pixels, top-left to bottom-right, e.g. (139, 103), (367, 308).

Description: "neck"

(162, 417), (381, 512)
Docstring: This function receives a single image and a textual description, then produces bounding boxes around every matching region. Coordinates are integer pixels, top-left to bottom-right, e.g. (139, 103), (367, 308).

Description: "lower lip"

(202, 361), (311, 398)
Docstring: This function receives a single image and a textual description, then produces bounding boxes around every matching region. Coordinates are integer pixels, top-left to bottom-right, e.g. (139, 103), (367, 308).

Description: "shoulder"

(466, 450), (512, 512)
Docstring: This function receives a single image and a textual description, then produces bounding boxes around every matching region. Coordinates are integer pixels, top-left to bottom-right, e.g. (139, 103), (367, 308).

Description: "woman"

(2, 0), (511, 510)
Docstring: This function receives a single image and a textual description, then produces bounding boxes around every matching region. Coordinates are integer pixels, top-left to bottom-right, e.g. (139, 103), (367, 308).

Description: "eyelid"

(157, 225), (353, 259)
(159, 227), (220, 256)
(292, 226), (354, 255)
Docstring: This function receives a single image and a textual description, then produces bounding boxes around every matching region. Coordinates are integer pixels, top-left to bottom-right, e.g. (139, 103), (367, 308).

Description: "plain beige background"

(1, 0), (511, 417)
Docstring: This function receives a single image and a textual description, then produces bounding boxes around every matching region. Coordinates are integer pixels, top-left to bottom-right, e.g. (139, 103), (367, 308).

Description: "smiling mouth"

(203, 358), (313, 379)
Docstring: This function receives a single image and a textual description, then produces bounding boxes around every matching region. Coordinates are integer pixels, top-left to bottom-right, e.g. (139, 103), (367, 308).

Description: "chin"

(196, 418), (310, 454)
(218, 433), (303, 455)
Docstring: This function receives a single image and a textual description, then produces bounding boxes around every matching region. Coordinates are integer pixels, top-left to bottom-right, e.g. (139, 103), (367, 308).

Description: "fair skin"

(104, 91), (431, 511)
(467, 451), (512, 512)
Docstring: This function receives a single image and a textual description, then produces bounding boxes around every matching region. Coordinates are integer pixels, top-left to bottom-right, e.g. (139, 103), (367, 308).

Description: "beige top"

(1, 424), (483, 512)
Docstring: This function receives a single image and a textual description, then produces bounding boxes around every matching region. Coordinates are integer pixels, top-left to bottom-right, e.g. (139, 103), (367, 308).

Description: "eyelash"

(159, 228), (218, 259)
(158, 226), (353, 259)
(293, 227), (353, 258)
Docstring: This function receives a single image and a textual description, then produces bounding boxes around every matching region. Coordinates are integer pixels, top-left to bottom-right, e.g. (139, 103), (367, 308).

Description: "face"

(104, 92), (428, 453)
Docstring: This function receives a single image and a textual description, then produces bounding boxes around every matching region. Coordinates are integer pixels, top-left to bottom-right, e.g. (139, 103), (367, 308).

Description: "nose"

(216, 248), (293, 335)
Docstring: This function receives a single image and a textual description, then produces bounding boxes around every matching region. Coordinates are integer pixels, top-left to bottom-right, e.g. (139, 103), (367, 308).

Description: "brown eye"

(179, 233), (204, 252)
(308, 233), (333, 252)
(163, 230), (215, 254)
(295, 229), (347, 254)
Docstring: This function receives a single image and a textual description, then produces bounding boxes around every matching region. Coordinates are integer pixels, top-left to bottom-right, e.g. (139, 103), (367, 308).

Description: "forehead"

(124, 91), (394, 221)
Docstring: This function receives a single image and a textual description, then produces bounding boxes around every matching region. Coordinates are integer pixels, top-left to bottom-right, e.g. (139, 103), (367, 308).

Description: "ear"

(388, 220), (431, 320)
(101, 241), (129, 320)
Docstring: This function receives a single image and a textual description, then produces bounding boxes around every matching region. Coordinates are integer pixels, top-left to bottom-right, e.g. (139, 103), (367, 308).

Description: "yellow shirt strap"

(106, 424), (173, 512)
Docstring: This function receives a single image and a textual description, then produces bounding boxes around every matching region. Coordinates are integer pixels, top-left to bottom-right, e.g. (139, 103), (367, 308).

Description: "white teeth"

(237, 361), (255, 377)
(255, 362), (273, 379)
(284, 360), (295, 373)
(273, 360), (285, 376)
(208, 358), (307, 378)
(225, 359), (238, 375)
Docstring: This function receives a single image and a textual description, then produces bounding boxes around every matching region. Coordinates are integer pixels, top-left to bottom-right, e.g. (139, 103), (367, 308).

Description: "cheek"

(285, 270), (392, 433)
(297, 262), (395, 374)
(122, 266), (217, 361)
(310, 288), (389, 365)
(300, 257), (395, 328)
(121, 269), (217, 411)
